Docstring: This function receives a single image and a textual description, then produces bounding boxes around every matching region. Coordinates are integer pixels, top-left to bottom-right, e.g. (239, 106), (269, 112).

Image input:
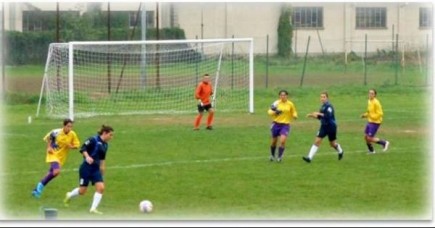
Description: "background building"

(1, 2), (433, 54)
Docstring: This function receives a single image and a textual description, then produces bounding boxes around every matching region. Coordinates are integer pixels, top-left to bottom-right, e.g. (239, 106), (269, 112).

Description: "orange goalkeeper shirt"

(195, 81), (213, 105)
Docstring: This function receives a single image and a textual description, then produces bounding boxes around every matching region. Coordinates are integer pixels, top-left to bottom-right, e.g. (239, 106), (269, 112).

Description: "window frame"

(355, 7), (387, 29)
(292, 7), (324, 29)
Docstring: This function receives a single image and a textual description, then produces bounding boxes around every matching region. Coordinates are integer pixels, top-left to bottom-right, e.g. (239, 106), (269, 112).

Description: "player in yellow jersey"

(267, 90), (298, 162)
(360, 89), (390, 154)
(32, 118), (80, 198)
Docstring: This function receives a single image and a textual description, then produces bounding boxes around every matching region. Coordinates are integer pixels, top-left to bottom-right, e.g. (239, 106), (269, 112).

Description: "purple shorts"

(365, 122), (380, 137)
(49, 162), (60, 171)
(271, 122), (291, 138)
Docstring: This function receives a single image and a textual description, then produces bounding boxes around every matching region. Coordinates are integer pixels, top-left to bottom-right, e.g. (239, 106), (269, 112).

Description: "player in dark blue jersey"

(63, 125), (114, 214)
(303, 91), (344, 163)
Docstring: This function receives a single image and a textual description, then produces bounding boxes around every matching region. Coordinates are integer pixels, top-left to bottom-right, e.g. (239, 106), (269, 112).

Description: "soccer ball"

(139, 200), (153, 213)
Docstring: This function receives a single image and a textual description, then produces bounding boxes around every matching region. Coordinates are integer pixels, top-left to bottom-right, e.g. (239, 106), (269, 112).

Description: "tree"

(277, 5), (293, 58)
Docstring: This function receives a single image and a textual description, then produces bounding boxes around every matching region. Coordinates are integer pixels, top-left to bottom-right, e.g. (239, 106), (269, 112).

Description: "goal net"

(36, 38), (254, 119)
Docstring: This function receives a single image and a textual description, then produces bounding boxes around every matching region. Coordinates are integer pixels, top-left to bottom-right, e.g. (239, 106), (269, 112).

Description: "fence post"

(364, 34), (367, 86)
(299, 36), (311, 87)
(395, 33), (399, 85)
(265, 34), (269, 88)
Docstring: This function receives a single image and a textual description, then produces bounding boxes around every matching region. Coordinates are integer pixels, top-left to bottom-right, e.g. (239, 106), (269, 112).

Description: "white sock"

(308, 144), (319, 159)
(67, 187), (80, 199)
(90, 192), (103, 211)
(335, 143), (343, 153)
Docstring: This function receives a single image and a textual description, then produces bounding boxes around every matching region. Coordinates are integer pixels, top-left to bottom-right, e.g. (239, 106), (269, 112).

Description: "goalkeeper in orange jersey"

(361, 89), (390, 153)
(267, 90), (298, 162)
(32, 118), (80, 198)
(193, 74), (214, 130)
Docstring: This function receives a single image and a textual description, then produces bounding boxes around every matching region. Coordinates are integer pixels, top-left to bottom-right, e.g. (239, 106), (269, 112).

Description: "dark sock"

(278, 147), (285, 158)
(367, 143), (374, 152)
(376, 140), (386, 147)
(270, 146), (276, 157)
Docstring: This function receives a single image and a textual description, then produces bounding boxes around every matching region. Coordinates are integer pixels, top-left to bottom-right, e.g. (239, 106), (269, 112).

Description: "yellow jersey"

(43, 128), (80, 166)
(267, 100), (298, 124)
(364, 98), (384, 124)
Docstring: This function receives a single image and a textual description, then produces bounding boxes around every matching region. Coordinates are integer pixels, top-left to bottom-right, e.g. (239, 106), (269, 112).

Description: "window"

(420, 7), (432, 28)
(22, 11), (79, 32)
(293, 7), (323, 29)
(356, 7), (387, 29)
(22, 11), (45, 31)
(129, 11), (154, 28)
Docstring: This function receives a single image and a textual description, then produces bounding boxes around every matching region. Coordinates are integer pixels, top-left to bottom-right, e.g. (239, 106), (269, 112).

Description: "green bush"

(5, 27), (186, 65)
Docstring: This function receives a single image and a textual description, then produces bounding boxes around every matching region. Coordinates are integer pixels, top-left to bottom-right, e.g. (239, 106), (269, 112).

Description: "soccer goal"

(36, 38), (254, 119)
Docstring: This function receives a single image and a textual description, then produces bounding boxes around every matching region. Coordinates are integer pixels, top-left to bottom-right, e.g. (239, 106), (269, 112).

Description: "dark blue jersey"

(318, 101), (336, 126)
(79, 135), (108, 168)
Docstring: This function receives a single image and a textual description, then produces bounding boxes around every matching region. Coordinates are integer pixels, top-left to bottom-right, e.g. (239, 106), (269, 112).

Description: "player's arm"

(307, 112), (322, 118)
(46, 140), (54, 153)
(99, 160), (106, 176)
(44, 132), (54, 153)
(69, 132), (80, 149)
(369, 102), (383, 120)
(80, 138), (95, 164)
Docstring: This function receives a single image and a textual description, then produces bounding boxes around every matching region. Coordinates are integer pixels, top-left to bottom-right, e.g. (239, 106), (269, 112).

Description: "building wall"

(2, 2), (433, 54)
(174, 2), (433, 54)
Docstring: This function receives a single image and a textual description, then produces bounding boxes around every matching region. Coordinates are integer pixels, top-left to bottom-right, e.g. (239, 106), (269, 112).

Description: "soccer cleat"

(276, 157), (282, 162)
(383, 141), (390, 152)
(206, 126), (213, 130)
(63, 192), (70, 207)
(269, 155), (275, 162)
(89, 209), (103, 215)
(193, 128), (200, 131)
(367, 150), (376, 154)
(31, 189), (41, 199)
(338, 151), (344, 160)
(302, 156), (311, 163)
(36, 182), (44, 193)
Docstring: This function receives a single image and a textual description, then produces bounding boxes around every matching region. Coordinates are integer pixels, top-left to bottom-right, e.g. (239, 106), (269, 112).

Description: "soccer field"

(1, 85), (431, 221)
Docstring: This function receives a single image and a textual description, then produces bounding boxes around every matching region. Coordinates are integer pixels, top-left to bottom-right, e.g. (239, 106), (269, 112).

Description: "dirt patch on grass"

(5, 76), (43, 94)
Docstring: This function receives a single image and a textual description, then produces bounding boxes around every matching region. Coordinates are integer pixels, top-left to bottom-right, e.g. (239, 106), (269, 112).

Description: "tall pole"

(1, 2), (5, 95)
(364, 33), (367, 86)
(201, 4), (204, 53)
(141, 2), (147, 88)
(107, 2), (111, 93)
(56, 2), (59, 42)
(155, 2), (160, 89)
(299, 36), (311, 87)
(265, 34), (269, 88)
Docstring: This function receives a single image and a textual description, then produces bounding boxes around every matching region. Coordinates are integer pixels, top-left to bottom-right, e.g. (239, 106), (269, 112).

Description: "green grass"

(1, 85), (431, 221)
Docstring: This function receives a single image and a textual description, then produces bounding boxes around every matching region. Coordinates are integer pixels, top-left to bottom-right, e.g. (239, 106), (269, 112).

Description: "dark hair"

(63, 118), (73, 126)
(98, 125), (114, 135)
(278, 90), (288, 95)
(203, 73), (210, 77)
(321, 91), (329, 98)
(370, 88), (377, 96)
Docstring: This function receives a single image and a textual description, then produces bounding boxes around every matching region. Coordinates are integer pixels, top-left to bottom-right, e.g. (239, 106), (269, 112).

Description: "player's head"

(202, 74), (211, 84)
(320, 91), (329, 103)
(368, 89), (377, 99)
(278, 90), (289, 101)
(98, 125), (114, 142)
(62, 118), (74, 133)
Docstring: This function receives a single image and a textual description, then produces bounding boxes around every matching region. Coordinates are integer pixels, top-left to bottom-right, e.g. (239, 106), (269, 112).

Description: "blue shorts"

(365, 122), (380, 137)
(317, 125), (337, 141)
(78, 163), (103, 187)
(271, 122), (291, 138)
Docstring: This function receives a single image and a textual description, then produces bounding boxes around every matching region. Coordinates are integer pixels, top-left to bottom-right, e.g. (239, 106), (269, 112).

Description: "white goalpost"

(36, 38), (254, 119)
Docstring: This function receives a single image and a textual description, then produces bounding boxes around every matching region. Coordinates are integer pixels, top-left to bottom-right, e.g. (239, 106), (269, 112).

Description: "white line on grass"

(0, 147), (416, 177)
